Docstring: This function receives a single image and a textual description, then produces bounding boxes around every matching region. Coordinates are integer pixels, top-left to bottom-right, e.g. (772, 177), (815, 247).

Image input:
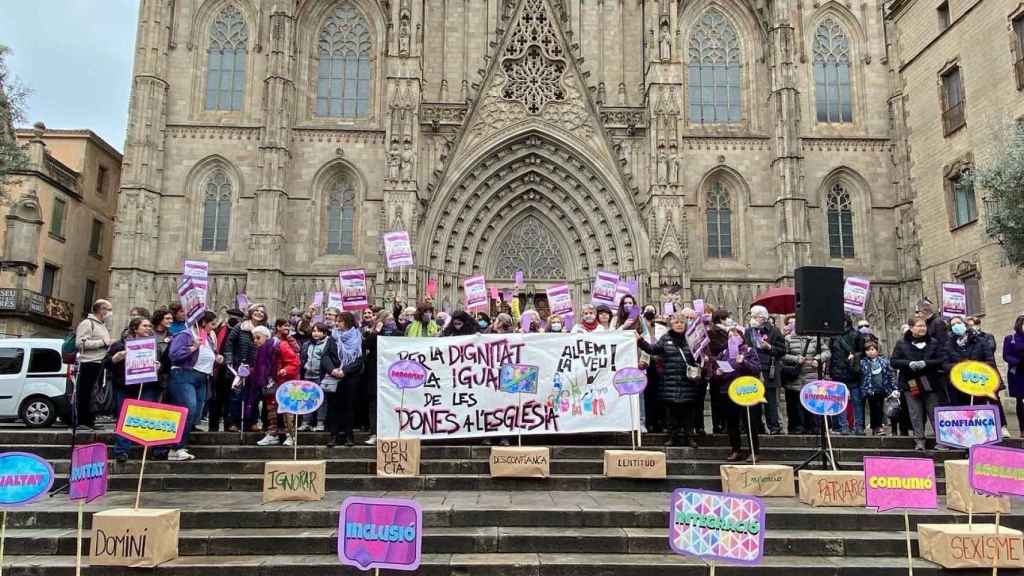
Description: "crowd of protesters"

(70, 291), (1024, 463)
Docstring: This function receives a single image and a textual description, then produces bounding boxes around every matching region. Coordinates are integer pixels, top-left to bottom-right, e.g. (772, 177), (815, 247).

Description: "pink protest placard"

(312, 291), (324, 307)
(124, 337), (158, 385)
(236, 292), (250, 310)
(941, 282), (967, 318)
(464, 276), (488, 311)
(863, 456), (937, 511)
(490, 287), (500, 301)
(547, 284), (573, 316)
(592, 271), (618, 307)
(843, 277), (870, 315)
(338, 496), (422, 571)
(327, 291), (343, 310)
(426, 278), (437, 298)
(182, 259), (208, 280)
(177, 277), (205, 324)
(339, 269), (369, 311)
(383, 231), (414, 269)
(514, 270), (524, 287)
(969, 444), (1024, 497)
(614, 282), (632, 306)
(70, 443), (107, 503)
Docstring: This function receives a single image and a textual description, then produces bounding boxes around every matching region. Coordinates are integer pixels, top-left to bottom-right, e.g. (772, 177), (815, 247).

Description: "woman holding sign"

(707, 316), (762, 462)
(166, 311), (222, 461)
(890, 316), (945, 451)
(106, 317), (161, 463)
(636, 313), (701, 448)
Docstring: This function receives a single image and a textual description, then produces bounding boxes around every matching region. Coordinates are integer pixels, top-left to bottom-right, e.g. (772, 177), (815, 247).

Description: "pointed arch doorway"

(489, 211), (572, 319)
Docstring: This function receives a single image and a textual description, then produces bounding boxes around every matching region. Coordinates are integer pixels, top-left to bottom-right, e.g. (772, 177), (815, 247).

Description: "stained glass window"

(494, 216), (566, 279)
(813, 18), (852, 123)
(325, 178), (355, 254)
(706, 181), (733, 258)
(206, 4), (248, 111)
(201, 169), (232, 252)
(827, 183), (855, 258)
(688, 8), (742, 124)
(316, 3), (372, 117)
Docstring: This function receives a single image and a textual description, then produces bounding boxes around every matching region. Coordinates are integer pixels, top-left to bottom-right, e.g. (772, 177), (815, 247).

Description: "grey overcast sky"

(1, 0), (139, 152)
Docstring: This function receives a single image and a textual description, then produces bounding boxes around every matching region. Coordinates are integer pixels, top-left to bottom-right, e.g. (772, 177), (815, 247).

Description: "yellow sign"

(728, 376), (767, 407)
(949, 361), (1000, 400)
(115, 399), (188, 447)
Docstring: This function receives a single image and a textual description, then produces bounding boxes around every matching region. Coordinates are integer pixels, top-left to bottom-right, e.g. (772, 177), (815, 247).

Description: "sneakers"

(914, 440), (926, 452)
(1002, 426), (1011, 439)
(167, 449), (195, 461)
(257, 433), (281, 446)
(298, 424), (313, 432)
(283, 435), (294, 447)
(726, 451), (744, 462)
(365, 435), (377, 445)
(314, 424), (325, 432)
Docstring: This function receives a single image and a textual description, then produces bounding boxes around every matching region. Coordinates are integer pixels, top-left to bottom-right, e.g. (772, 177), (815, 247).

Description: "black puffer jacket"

(638, 330), (702, 404)
(223, 321), (259, 370)
(890, 333), (944, 392)
(944, 332), (996, 371)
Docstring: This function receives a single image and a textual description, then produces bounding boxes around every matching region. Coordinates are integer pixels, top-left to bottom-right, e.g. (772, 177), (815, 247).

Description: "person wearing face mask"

(745, 305), (786, 435)
(74, 299), (114, 430)
(856, 320), (879, 347)
(706, 317), (762, 461)
(966, 316), (997, 358)
(573, 304), (604, 333)
(442, 310), (479, 336)
(405, 302), (441, 337)
(828, 315), (866, 435)
(299, 322), (330, 433)
(781, 314), (830, 435)
(491, 313), (515, 334)
(614, 295), (640, 331)
(547, 314), (565, 333)
(224, 304), (269, 432)
(476, 312), (492, 332)
(891, 316), (945, 451)
(944, 316), (1008, 437)
(637, 313), (701, 447)
(397, 306), (417, 334)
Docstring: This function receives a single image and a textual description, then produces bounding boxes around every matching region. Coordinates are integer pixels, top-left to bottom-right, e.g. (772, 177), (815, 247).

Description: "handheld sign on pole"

(843, 277), (870, 315)
(670, 488), (765, 574)
(613, 367), (647, 450)
(124, 337), (158, 385)
(338, 496), (422, 572)
(864, 456), (938, 576)
(949, 361), (1000, 400)
(275, 380), (325, 460)
(799, 380), (849, 471)
(499, 363), (540, 448)
(70, 443), (107, 576)
(0, 452), (54, 574)
(591, 271), (618, 307)
(339, 269), (369, 311)
(941, 282), (967, 319)
(969, 444), (1024, 574)
(115, 399), (188, 509)
(728, 376), (766, 465)
(933, 405), (1001, 450)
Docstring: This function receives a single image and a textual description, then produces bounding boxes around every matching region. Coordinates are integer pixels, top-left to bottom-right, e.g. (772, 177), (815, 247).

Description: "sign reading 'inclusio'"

(338, 496), (422, 571)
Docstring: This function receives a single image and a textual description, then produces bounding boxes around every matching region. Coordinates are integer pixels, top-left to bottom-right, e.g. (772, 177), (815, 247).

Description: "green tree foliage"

(0, 44), (29, 195)
(974, 122), (1024, 267)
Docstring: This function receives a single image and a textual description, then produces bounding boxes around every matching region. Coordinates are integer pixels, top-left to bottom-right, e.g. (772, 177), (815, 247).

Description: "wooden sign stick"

(904, 511), (913, 576)
(0, 509), (6, 576)
(709, 560), (715, 576)
(75, 500), (84, 576)
(993, 510), (1001, 576)
(517, 391), (523, 448)
(824, 416), (838, 471)
(294, 422), (299, 461)
(134, 445), (148, 510)
(629, 395), (637, 451)
(746, 407), (756, 465)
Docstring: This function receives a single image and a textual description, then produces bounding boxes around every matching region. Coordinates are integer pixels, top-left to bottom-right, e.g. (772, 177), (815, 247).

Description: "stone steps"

(0, 553), (973, 576)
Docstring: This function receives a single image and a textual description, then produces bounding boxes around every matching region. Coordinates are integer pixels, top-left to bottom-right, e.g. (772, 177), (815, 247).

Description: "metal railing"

(0, 288), (75, 327)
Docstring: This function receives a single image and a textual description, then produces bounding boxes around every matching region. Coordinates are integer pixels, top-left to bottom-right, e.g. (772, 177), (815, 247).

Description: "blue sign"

(275, 380), (325, 415)
(499, 364), (539, 394)
(0, 452), (54, 506)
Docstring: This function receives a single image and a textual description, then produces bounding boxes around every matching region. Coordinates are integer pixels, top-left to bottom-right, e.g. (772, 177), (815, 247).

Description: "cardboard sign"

(464, 275), (488, 311)
(670, 489), (765, 565)
(842, 277), (870, 315)
(339, 269), (369, 311)
(338, 497), (422, 572)
(0, 452), (54, 505)
(383, 231), (414, 269)
(728, 376), (766, 407)
(799, 380), (849, 416)
(933, 405), (1001, 449)
(943, 460), (1010, 514)
(798, 470), (865, 507)
(426, 278), (437, 298)
(546, 284), (573, 316)
(489, 446), (550, 478)
(721, 464), (796, 497)
(387, 359), (428, 389)
(613, 367), (647, 395)
(949, 360), (1000, 399)
(236, 292), (250, 310)
(499, 364), (539, 394)
(275, 380), (324, 415)
(70, 443), (108, 503)
(124, 337), (158, 385)
(262, 460), (326, 503)
(591, 270), (618, 307)
(115, 399), (188, 448)
(685, 316), (709, 360)
(89, 508), (180, 567)
(863, 456), (937, 511)
(176, 277), (205, 325)
(970, 444), (1024, 497)
(182, 259), (208, 280)
(376, 438), (421, 477)
(918, 524), (1024, 569)
(604, 450), (667, 479)
(941, 282), (967, 318)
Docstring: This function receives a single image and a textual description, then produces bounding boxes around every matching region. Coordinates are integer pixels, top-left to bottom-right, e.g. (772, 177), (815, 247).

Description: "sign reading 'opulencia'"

(376, 332), (638, 439)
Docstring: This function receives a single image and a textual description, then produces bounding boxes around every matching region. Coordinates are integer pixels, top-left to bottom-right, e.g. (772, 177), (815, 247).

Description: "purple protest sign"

(514, 270), (524, 287)
(383, 231), (414, 269)
(338, 496), (422, 572)
(614, 282), (631, 306)
(613, 367), (647, 395)
(124, 337), (158, 385)
(70, 443), (107, 503)
(546, 284), (573, 316)
(863, 457), (937, 512)
(592, 271), (618, 307)
(236, 292), (250, 310)
(693, 299), (705, 316)
(941, 282), (967, 319)
(663, 301), (675, 316)
(464, 275), (488, 311)
(312, 291), (324, 307)
(670, 489), (765, 565)
(626, 278), (639, 297)
(727, 334), (741, 360)
(388, 360), (428, 390)
(843, 277), (870, 315)
(339, 269), (369, 311)
(177, 277), (205, 325)
(969, 444), (1024, 497)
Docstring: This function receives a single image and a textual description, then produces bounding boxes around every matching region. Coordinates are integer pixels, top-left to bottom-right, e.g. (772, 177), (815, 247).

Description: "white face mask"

(551, 323), (562, 331)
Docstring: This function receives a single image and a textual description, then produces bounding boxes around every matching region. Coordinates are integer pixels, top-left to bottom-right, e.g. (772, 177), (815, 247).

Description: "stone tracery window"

(316, 3), (372, 117)
(206, 4), (248, 111)
(706, 181), (733, 258)
(827, 183), (855, 258)
(201, 168), (232, 252)
(325, 176), (355, 254)
(688, 8), (743, 124)
(500, 0), (567, 114)
(813, 17), (853, 123)
(494, 215), (566, 279)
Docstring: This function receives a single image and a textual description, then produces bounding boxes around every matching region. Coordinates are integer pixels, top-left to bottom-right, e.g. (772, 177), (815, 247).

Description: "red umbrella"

(752, 287), (795, 315)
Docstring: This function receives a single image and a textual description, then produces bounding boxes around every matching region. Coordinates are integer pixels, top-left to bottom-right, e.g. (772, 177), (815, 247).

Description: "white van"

(0, 338), (71, 427)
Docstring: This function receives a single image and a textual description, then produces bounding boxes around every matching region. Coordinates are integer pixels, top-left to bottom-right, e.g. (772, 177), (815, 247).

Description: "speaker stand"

(796, 336), (837, 472)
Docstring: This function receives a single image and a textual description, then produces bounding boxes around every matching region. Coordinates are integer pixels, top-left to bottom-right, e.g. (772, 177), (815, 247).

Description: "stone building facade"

(112, 0), (920, 346)
(887, 0), (1023, 353)
(0, 126), (121, 337)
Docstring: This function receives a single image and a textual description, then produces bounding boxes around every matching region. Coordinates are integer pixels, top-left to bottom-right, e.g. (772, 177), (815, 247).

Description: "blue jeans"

(167, 369), (208, 449)
(835, 386), (865, 433)
(112, 384), (162, 458)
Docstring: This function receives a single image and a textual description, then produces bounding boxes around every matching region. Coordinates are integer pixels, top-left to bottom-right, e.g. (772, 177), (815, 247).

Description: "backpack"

(61, 333), (78, 364)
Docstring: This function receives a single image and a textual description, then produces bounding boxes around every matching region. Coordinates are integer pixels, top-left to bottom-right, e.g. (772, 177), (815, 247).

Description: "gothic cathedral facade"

(111, 0), (921, 346)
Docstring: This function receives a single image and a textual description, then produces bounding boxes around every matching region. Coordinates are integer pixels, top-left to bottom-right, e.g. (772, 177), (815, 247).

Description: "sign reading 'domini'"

(115, 399), (188, 447)
(338, 496), (422, 571)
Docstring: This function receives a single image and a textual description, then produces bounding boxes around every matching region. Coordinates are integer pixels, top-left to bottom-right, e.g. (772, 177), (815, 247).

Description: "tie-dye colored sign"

(275, 380), (325, 415)
(338, 496), (422, 571)
(933, 405), (1001, 449)
(799, 380), (849, 416)
(669, 488), (765, 565)
(499, 364), (539, 394)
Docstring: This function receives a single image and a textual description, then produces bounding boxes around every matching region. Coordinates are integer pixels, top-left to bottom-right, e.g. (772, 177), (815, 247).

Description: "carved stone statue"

(656, 147), (668, 183)
(670, 155), (681, 184)
(659, 23), (672, 61)
(388, 144), (402, 181)
(399, 18), (410, 55)
(400, 143), (415, 181)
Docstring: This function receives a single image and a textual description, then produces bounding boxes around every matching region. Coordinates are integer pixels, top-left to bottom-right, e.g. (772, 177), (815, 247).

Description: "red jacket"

(274, 337), (300, 384)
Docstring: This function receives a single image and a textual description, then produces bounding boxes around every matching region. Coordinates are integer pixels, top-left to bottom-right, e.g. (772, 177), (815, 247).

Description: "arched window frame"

(186, 157), (242, 258)
(313, 161), (363, 259)
(805, 5), (868, 132)
(190, 0), (256, 118)
(314, 2), (373, 119)
(812, 16), (853, 124)
(200, 168), (233, 252)
(492, 214), (568, 280)
(686, 7), (744, 125)
(818, 168), (873, 266)
(826, 182), (855, 258)
(705, 180), (734, 258)
(205, 3), (249, 111)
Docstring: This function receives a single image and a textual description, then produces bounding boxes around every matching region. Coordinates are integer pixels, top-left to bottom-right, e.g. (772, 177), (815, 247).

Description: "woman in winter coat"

(322, 311), (364, 447)
(223, 304), (268, 431)
(637, 313), (701, 447)
(441, 311), (479, 336)
(944, 316), (1007, 436)
(890, 316), (945, 451)
(780, 316), (830, 434)
(1003, 314), (1024, 438)
(405, 302), (441, 337)
(107, 316), (160, 462)
(707, 317), (762, 461)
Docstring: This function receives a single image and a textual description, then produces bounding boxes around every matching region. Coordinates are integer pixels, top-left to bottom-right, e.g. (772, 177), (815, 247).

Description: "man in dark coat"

(829, 315), (865, 434)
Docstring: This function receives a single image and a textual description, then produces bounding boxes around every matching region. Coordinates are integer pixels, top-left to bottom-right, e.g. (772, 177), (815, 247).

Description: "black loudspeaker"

(795, 266), (845, 336)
